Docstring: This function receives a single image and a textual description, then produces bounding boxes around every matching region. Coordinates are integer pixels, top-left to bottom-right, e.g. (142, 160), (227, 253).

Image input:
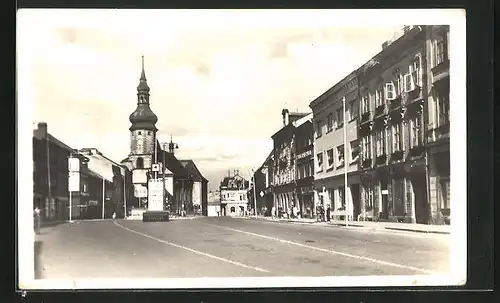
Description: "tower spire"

(140, 55), (146, 80)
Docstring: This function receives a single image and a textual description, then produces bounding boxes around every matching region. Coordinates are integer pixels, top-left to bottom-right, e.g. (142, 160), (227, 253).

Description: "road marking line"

(201, 222), (436, 275)
(113, 221), (270, 274)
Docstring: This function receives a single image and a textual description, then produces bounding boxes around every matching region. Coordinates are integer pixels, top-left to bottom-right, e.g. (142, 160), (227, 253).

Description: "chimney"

(282, 109), (289, 126)
(382, 40), (391, 50)
(34, 122), (48, 140)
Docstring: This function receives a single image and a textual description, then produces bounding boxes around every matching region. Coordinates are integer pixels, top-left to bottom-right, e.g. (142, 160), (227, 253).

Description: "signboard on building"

(132, 169), (148, 184)
(68, 157), (80, 172)
(68, 172), (80, 192)
(297, 150), (312, 160)
(134, 184), (148, 198)
(148, 178), (164, 211)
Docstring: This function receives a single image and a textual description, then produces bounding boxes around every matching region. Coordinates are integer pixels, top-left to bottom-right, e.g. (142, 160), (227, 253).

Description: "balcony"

(390, 150), (404, 163)
(431, 59), (449, 84)
(375, 154), (387, 166)
(428, 122), (450, 144)
(389, 96), (402, 110)
(361, 158), (372, 169)
(360, 112), (371, 124)
(408, 145), (425, 158)
(374, 105), (385, 117)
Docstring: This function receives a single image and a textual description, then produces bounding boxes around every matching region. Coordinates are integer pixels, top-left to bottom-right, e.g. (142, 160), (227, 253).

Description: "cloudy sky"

(18, 9), (459, 189)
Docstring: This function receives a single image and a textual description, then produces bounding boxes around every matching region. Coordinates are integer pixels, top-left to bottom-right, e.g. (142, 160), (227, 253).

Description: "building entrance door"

(380, 179), (389, 220)
(350, 184), (361, 221)
(412, 173), (429, 224)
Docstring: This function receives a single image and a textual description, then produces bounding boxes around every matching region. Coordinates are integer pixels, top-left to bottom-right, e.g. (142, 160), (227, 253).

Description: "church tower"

(128, 56), (158, 176)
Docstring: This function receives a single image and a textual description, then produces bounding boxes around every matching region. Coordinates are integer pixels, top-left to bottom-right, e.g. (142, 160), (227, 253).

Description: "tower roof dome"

(129, 56), (158, 132)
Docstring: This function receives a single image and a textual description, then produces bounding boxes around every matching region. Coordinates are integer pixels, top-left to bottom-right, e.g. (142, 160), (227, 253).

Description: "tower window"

(138, 131), (142, 135)
(136, 157), (144, 169)
(147, 131), (151, 135)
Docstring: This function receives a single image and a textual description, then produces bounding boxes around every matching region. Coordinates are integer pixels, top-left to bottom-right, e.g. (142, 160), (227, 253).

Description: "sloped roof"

(154, 140), (189, 178)
(220, 174), (249, 189)
(179, 160), (208, 182)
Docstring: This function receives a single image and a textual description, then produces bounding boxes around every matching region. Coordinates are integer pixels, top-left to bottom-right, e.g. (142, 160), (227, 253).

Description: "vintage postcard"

(17, 9), (466, 289)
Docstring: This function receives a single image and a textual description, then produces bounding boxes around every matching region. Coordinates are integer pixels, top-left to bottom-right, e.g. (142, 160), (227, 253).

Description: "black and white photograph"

(17, 9), (467, 289)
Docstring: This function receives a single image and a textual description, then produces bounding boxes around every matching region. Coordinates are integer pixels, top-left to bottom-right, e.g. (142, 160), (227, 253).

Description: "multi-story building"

(271, 109), (310, 217)
(256, 150), (275, 216)
(33, 122), (88, 221)
(309, 72), (361, 221)
(219, 170), (249, 216)
(357, 25), (429, 223)
(425, 25), (450, 224)
(207, 190), (221, 216)
(78, 148), (133, 219)
(293, 115), (315, 218)
(179, 159), (209, 215)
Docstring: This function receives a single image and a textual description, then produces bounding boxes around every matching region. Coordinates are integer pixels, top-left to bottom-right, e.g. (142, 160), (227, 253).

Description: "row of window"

(361, 56), (422, 114)
(136, 131), (152, 136)
(297, 159), (314, 180)
(221, 193), (248, 201)
(316, 100), (358, 138)
(316, 140), (360, 172)
(361, 115), (423, 160)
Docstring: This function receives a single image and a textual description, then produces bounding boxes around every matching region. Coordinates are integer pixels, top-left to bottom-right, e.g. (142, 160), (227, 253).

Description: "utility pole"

(123, 168), (127, 218)
(102, 177), (105, 219)
(251, 169), (257, 217)
(162, 143), (166, 212)
(343, 96), (349, 227)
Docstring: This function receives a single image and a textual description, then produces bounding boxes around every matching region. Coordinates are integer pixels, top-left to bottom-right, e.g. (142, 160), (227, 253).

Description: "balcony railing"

(389, 96), (402, 110)
(375, 154), (387, 166)
(360, 112), (371, 123)
(361, 158), (372, 169)
(374, 104), (385, 117)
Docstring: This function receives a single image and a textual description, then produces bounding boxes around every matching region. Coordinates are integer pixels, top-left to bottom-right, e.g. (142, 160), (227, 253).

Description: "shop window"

(440, 180), (450, 209)
(230, 206), (235, 213)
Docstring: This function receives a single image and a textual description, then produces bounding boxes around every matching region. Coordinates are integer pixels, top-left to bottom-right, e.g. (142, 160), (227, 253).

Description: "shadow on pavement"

(40, 220), (68, 228)
(34, 240), (43, 279)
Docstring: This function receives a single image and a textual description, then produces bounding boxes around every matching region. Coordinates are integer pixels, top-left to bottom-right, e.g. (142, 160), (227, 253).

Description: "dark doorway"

(380, 179), (389, 220)
(350, 184), (361, 221)
(221, 204), (226, 216)
(412, 173), (429, 224)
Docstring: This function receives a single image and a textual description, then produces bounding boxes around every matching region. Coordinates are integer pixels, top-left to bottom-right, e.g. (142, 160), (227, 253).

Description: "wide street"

(35, 217), (450, 279)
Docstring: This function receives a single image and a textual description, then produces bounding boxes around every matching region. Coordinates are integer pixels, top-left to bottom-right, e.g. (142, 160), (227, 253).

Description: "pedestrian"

(34, 206), (41, 234)
(271, 206), (276, 219)
(326, 205), (331, 222)
(112, 212), (116, 220)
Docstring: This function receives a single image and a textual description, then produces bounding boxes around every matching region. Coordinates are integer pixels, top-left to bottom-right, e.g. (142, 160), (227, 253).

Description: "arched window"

(230, 206), (235, 213)
(136, 157), (144, 169)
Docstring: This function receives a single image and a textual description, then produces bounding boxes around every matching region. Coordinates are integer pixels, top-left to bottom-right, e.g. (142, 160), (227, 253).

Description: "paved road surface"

(35, 216), (450, 279)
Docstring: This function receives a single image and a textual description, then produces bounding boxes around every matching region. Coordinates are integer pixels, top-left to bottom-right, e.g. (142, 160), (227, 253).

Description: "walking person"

(271, 206), (276, 219)
(34, 206), (41, 234)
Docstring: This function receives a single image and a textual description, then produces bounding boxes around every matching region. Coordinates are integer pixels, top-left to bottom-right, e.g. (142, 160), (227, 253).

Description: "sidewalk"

(243, 216), (450, 234)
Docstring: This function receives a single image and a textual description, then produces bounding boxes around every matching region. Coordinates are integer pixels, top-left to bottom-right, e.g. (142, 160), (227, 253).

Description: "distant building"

(271, 109), (311, 217)
(309, 71), (361, 221)
(293, 115), (315, 219)
(33, 123), (132, 221)
(207, 190), (221, 217)
(78, 148), (133, 219)
(179, 160), (209, 215)
(256, 151), (275, 216)
(219, 170), (249, 216)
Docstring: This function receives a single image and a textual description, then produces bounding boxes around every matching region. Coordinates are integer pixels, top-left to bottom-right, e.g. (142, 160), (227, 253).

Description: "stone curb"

(244, 217), (450, 235)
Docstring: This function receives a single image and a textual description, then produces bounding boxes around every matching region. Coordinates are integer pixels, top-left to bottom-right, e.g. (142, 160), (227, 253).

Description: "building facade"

(179, 160), (209, 215)
(357, 25), (430, 223)
(425, 25), (450, 224)
(293, 115), (315, 218)
(207, 190), (221, 216)
(271, 110), (310, 217)
(257, 150), (275, 216)
(309, 72), (361, 221)
(219, 170), (249, 216)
